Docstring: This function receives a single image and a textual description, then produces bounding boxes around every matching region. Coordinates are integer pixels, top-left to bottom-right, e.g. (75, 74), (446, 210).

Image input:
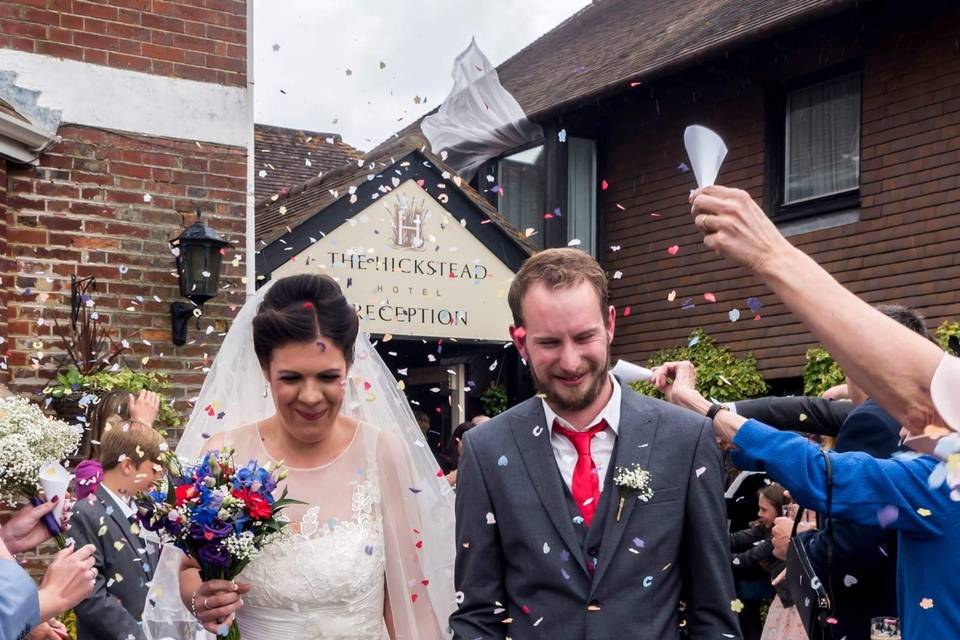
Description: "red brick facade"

(0, 0), (246, 85)
(0, 157), (10, 384)
(4, 125), (247, 405)
(592, 4), (960, 380)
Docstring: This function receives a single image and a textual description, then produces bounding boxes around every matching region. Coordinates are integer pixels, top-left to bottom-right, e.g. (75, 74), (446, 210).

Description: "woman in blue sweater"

(652, 360), (959, 640)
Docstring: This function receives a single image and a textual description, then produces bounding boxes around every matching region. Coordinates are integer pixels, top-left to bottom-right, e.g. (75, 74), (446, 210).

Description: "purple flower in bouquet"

(198, 541), (231, 568)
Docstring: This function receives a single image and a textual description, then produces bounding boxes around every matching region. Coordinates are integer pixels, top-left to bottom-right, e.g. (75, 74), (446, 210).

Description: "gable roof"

(254, 124), (364, 202)
(255, 140), (536, 279)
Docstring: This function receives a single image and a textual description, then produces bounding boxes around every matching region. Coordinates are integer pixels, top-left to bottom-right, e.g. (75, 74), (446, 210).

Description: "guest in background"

(728, 483), (805, 640)
(75, 390), (160, 499)
(69, 421), (165, 640)
(440, 421), (478, 486)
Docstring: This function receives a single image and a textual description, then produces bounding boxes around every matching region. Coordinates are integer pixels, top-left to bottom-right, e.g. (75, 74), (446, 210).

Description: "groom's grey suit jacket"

(450, 387), (740, 639)
(70, 486), (159, 640)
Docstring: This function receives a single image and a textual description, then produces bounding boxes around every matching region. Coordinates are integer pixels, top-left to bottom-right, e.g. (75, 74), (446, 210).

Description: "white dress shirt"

(542, 374), (622, 493)
(102, 483), (137, 519)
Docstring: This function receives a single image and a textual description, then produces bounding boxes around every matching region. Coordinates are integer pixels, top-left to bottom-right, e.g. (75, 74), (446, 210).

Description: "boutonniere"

(613, 464), (654, 521)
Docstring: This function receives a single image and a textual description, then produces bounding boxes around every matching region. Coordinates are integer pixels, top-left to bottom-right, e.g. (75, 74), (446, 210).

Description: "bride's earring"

(263, 382), (269, 398)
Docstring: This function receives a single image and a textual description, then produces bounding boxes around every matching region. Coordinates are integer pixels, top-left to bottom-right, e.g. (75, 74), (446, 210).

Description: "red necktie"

(553, 419), (607, 527)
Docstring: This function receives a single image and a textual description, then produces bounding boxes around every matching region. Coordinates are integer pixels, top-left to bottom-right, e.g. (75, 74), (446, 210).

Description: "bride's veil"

(143, 282), (456, 639)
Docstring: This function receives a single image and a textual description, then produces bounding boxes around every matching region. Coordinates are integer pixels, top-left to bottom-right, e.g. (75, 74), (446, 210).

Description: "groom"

(451, 248), (740, 639)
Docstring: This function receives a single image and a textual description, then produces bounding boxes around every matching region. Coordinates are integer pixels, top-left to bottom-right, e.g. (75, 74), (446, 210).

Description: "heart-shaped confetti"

(667, 245), (680, 256)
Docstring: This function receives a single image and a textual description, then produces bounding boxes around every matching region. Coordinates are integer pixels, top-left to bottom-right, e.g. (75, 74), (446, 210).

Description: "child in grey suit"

(69, 418), (165, 640)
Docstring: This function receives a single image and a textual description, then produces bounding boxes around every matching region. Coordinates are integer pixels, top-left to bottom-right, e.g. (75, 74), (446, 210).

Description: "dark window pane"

(498, 145), (544, 248)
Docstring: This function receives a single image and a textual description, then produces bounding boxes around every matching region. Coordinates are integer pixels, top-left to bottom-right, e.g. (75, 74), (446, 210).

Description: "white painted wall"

(0, 50), (248, 148)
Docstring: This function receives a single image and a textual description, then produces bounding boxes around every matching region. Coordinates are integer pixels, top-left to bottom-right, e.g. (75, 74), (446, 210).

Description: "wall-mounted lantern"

(170, 208), (229, 346)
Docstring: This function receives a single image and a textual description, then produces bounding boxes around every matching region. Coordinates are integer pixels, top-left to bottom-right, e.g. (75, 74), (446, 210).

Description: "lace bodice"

(226, 422), (388, 639)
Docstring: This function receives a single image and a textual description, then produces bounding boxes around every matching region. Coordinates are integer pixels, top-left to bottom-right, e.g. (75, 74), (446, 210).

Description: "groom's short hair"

(508, 248), (609, 327)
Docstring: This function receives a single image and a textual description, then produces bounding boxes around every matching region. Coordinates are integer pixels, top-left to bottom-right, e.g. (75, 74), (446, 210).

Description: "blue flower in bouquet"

(232, 461), (257, 490)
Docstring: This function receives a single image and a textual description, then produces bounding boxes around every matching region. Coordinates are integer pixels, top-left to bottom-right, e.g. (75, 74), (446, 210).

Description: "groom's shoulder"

(465, 397), (540, 449)
(621, 386), (711, 434)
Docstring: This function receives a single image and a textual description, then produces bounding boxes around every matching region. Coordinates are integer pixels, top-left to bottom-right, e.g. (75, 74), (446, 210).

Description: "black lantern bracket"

(169, 207), (229, 347)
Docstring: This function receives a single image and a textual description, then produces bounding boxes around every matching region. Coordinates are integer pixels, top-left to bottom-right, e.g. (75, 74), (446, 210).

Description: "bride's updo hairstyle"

(252, 274), (360, 368)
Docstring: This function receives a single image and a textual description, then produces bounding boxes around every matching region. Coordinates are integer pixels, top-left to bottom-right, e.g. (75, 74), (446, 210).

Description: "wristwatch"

(705, 403), (729, 421)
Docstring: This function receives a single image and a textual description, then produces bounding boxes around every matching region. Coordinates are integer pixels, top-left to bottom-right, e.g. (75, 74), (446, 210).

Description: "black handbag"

(785, 447), (834, 640)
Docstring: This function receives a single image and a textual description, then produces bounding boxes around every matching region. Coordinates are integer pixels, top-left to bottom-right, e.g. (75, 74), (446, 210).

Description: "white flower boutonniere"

(613, 464), (654, 521)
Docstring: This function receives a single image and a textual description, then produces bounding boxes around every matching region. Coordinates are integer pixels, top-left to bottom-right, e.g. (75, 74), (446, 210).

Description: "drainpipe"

(244, 0), (256, 296)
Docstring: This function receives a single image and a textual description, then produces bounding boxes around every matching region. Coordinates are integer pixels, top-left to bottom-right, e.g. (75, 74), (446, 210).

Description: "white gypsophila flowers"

(613, 464), (654, 502)
(0, 396), (81, 496)
(223, 531), (259, 561)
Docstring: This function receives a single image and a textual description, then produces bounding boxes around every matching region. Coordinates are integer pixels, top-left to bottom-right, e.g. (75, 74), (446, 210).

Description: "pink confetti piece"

(704, 292), (716, 303)
(667, 245), (680, 256)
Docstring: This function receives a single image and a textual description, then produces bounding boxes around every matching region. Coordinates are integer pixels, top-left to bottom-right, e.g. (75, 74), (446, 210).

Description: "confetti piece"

(731, 599), (744, 613)
(642, 576), (653, 588)
(143, 193), (152, 202)
(667, 290), (677, 302)
(610, 245), (621, 252)
(681, 298), (695, 310)
(667, 245), (680, 256)
(558, 129), (567, 143)
(729, 308), (741, 322)
(843, 575), (858, 587)
(747, 297), (763, 313)
(497, 455), (508, 467)
(799, 413), (808, 422)
(542, 542), (550, 554)
(877, 505), (899, 527)
(695, 466), (706, 478)
(704, 292), (716, 303)
(633, 537), (644, 548)
(688, 335), (700, 347)
(917, 507), (932, 517)
(486, 512), (496, 524)
(622, 306), (631, 317)
(601, 179), (609, 191)
(920, 598), (934, 609)
(678, 162), (690, 173)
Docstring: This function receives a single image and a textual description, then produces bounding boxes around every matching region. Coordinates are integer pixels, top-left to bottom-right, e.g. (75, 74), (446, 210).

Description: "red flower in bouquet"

(175, 484), (197, 506)
(233, 488), (272, 520)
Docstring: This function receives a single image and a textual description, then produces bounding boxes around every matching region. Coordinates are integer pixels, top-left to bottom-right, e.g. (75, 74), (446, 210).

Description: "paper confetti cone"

(683, 125), (728, 188)
(610, 360), (653, 383)
(39, 460), (71, 540)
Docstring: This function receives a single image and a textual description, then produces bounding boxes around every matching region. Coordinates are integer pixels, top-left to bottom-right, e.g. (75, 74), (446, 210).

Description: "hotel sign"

(271, 179), (517, 342)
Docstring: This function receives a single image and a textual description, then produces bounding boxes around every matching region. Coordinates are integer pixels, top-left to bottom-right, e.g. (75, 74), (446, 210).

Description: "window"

(497, 145), (545, 249)
(767, 67), (862, 222)
(494, 138), (597, 254)
(567, 137), (597, 256)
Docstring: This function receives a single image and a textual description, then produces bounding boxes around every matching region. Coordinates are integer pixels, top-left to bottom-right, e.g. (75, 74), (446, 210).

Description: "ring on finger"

(696, 214), (712, 232)
(203, 597), (210, 611)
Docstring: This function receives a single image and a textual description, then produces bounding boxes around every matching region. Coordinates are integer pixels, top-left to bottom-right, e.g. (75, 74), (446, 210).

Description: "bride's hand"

(192, 580), (251, 633)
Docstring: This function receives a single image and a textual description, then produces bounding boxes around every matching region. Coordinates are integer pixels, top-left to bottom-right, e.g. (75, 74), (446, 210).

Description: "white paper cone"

(684, 125), (728, 188)
(611, 360), (653, 383)
(39, 460), (72, 523)
(932, 354), (960, 432)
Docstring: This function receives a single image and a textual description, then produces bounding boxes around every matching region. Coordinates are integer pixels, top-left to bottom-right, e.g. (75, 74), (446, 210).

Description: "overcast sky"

(253, 0), (588, 152)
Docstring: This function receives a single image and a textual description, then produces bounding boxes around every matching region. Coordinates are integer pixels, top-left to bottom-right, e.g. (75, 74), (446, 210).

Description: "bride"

(142, 274), (456, 639)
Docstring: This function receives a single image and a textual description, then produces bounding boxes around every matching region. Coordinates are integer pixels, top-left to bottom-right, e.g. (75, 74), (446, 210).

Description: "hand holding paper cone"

(39, 460), (72, 531)
(684, 125), (728, 188)
(610, 360), (653, 383)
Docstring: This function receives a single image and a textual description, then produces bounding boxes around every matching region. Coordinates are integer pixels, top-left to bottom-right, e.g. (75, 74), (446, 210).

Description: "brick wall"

(5, 125), (247, 426)
(594, 3), (960, 379)
(0, 0), (246, 86)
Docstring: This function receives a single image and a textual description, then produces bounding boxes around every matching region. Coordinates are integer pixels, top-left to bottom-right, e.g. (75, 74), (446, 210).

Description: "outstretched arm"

(449, 432), (508, 639)
(731, 420), (956, 536)
(688, 185), (947, 435)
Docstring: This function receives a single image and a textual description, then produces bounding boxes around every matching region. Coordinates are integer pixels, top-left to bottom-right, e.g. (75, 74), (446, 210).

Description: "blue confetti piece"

(643, 575), (653, 587)
(572, 516), (585, 525)
(681, 298), (695, 310)
(560, 549), (570, 562)
(678, 162), (690, 173)
(409, 487), (422, 494)
(561, 567), (571, 580)
(632, 537), (645, 548)
(558, 129), (567, 143)
(105, 506), (114, 516)
(729, 308), (741, 322)
(688, 335), (700, 348)
(497, 455), (508, 467)
(364, 545), (374, 556)
(747, 297), (763, 313)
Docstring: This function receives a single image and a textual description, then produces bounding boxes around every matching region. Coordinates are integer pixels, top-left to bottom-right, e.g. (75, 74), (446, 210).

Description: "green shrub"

(936, 319), (960, 353)
(629, 328), (767, 402)
(802, 346), (845, 396)
(480, 382), (508, 417)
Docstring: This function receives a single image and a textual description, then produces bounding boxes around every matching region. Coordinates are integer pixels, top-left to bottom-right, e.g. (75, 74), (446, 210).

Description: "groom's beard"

(528, 351), (610, 413)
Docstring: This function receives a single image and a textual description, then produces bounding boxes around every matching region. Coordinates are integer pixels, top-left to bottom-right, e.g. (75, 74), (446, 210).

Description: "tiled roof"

(254, 130), (537, 256)
(495, 0), (857, 118)
(254, 124), (364, 203)
(364, 0), (854, 161)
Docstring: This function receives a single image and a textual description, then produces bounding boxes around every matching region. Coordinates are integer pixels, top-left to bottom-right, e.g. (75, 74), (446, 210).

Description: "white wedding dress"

(141, 282), (456, 640)
(224, 421), (388, 639)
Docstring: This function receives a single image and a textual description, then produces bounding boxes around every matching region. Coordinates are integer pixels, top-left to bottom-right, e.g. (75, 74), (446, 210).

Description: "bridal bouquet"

(0, 396), (81, 548)
(137, 448), (299, 640)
